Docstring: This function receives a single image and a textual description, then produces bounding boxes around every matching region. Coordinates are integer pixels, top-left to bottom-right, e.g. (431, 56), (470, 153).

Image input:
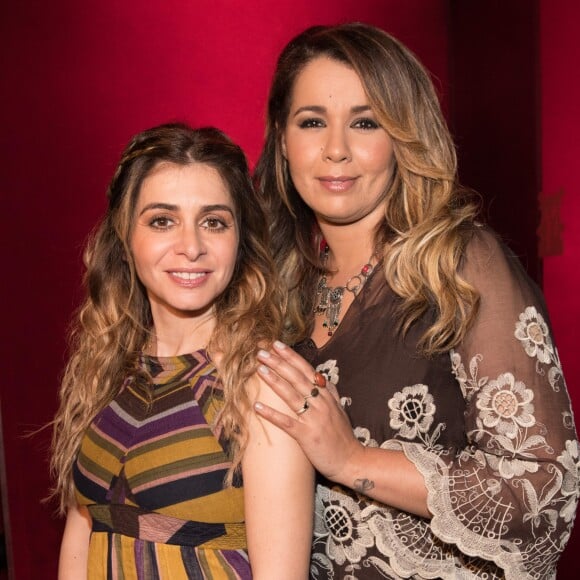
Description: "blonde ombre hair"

(255, 23), (480, 353)
(51, 124), (284, 513)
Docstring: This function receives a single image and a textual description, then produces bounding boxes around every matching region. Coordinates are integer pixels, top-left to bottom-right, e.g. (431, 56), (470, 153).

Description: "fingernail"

(274, 340), (287, 349)
(258, 365), (270, 375)
(254, 402), (264, 411)
(258, 349), (271, 358)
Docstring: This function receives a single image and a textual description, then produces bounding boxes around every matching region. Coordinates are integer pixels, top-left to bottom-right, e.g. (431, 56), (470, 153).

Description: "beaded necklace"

(314, 245), (375, 336)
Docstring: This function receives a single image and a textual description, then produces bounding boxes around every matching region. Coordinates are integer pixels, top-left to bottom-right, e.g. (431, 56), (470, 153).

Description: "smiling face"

(282, 57), (396, 230)
(130, 162), (239, 324)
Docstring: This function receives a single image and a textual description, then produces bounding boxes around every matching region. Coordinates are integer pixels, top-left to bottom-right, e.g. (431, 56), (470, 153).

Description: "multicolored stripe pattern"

(74, 350), (250, 579)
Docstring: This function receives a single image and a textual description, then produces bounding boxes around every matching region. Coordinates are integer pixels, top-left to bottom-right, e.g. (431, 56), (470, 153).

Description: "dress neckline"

(140, 349), (211, 372)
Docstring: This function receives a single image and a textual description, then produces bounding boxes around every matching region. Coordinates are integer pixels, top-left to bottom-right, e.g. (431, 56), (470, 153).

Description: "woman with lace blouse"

(252, 23), (579, 579)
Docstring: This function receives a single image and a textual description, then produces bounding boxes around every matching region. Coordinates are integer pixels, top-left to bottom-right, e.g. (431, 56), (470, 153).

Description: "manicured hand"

(255, 341), (362, 483)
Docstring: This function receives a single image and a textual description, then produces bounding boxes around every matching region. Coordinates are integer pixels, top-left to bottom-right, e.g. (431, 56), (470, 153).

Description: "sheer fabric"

(299, 228), (578, 579)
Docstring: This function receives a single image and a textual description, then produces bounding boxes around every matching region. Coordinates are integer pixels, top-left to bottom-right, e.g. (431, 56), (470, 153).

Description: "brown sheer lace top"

(297, 227), (578, 579)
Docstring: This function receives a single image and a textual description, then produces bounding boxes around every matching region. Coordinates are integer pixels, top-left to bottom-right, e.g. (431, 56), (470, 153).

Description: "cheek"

(286, 135), (316, 169)
(285, 144), (300, 172)
(362, 142), (394, 172)
(221, 239), (240, 277)
(129, 235), (145, 269)
(131, 236), (159, 265)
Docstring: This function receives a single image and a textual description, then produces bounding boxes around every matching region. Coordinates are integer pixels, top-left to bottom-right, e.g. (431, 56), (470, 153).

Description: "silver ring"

(296, 400), (310, 415)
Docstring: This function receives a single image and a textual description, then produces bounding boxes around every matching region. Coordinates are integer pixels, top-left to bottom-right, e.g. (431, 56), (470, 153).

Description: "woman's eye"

(298, 118), (325, 129)
(149, 216), (173, 229)
(202, 217), (227, 231)
(353, 118), (379, 130)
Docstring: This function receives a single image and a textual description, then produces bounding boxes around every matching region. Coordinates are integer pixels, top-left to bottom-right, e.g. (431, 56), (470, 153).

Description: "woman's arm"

(256, 229), (579, 577)
(255, 344), (430, 518)
(58, 504), (91, 580)
(243, 373), (314, 579)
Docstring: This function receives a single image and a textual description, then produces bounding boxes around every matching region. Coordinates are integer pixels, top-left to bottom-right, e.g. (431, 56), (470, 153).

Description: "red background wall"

(1, 1), (577, 577)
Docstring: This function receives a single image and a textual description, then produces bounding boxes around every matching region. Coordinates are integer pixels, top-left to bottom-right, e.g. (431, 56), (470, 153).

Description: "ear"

(281, 132), (287, 159)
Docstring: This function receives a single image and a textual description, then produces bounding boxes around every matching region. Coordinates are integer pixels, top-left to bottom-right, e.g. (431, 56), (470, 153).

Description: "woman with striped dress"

(50, 123), (313, 579)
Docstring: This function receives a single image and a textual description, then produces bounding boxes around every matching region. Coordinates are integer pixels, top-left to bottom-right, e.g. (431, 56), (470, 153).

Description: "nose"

(175, 225), (206, 260)
(322, 127), (351, 163)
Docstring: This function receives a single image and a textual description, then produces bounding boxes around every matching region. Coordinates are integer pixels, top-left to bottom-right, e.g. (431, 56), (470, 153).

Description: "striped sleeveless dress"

(73, 350), (251, 579)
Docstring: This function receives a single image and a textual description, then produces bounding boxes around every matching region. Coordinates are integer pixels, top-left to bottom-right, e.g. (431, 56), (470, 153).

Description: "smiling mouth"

(170, 272), (207, 280)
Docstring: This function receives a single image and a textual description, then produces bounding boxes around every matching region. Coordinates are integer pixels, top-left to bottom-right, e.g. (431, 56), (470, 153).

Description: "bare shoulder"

(245, 372), (295, 415)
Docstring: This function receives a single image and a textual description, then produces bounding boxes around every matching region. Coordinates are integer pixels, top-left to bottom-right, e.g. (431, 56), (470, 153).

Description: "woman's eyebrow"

(138, 203), (234, 216)
(291, 104), (372, 117)
(138, 202), (177, 215)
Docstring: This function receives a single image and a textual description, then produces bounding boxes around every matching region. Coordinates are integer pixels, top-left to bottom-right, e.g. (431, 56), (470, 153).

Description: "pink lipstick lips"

(318, 175), (357, 192)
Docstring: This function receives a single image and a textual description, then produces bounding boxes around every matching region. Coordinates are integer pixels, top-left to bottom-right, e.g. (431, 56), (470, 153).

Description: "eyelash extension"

(298, 118), (325, 129)
(297, 118), (379, 130)
(352, 118), (379, 130)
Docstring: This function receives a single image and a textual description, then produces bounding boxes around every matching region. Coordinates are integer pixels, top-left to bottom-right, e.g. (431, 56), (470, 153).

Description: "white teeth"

(171, 272), (205, 280)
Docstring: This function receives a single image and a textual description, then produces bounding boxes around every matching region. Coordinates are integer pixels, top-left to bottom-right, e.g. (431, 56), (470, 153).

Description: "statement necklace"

(314, 245), (375, 336)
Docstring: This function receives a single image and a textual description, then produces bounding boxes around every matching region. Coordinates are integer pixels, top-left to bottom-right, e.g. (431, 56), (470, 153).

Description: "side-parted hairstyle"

(255, 23), (480, 352)
(51, 123), (284, 513)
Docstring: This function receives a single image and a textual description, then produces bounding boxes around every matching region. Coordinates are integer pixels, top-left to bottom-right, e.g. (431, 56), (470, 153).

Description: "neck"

(319, 222), (377, 276)
(148, 308), (215, 357)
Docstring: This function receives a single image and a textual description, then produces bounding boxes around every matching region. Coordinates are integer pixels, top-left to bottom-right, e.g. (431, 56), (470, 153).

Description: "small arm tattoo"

(354, 478), (375, 493)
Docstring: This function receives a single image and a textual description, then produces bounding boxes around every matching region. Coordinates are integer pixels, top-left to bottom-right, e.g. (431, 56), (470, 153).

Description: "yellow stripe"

(119, 535), (138, 580)
(157, 544), (189, 580)
(159, 487), (245, 522)
(131, 428), (211, 456)
(87, 533), (108, 579)
(80, 435), (122, 476)
(196, 548), (240, 578)
(126, 438), (224, 480)
(199, 523), (247, 550)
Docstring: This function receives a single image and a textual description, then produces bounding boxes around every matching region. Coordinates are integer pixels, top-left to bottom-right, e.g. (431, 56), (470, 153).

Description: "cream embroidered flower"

(486, 452), (539, 479)
(476, 373), (535, 438)
(314, 485), (374, 566)
(557, 439), (580, 522)
(316, 359), (339, 385)
(450, 350), (469, 399)
(563, 411), (575, 431)
(388, 384), (435, 440)
(515, 306), (554, 364)
(354, 426), (378, 448)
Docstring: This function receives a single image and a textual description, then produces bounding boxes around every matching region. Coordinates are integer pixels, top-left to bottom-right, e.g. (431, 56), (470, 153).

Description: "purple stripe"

(135, 540), (145, 580)
(135, 406), (206, 442)
(222, 550), (251, 578)
(94, 406), (135, 448)
(94, 403), (208, 450)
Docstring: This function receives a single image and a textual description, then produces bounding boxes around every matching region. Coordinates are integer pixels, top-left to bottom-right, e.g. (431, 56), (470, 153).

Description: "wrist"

(331, 440), (367, 490)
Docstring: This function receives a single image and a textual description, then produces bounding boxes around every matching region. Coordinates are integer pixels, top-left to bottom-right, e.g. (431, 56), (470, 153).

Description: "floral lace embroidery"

(316, 360), (352, 408)
(557, 440), (580, 523)
(388, 384), (435, 439)
(311, 306), (578, 579)
(316, 359), (339, 385)
(476, 373), (535, 437)
(515, 306), (554, 364)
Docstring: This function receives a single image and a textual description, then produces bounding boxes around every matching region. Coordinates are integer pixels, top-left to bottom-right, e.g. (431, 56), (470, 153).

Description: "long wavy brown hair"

(255, 23), (481, 353)
(51, 123), (284, 513)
